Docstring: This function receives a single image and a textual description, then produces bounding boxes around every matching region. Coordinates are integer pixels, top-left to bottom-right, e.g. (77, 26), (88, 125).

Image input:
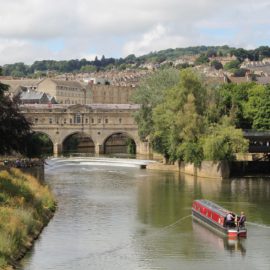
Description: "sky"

(0, 0), (270, 65)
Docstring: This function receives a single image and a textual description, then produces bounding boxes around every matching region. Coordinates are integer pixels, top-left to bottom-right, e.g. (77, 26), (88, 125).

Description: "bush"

(202, 121), (248, 161)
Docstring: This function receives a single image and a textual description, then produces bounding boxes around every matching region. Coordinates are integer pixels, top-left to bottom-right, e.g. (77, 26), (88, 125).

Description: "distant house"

(83, 77), (111, 85)
(19, 90), (57, 104)
(36, 78), (92, 105)
(0, 79), (41, 94)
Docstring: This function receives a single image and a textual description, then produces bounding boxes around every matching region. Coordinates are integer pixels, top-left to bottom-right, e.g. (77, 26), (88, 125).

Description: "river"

(19, 157), (270, 270)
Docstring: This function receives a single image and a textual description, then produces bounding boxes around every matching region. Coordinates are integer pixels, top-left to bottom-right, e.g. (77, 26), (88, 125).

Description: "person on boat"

(238, 212), (246, 227)
(225, 212), (235, 227)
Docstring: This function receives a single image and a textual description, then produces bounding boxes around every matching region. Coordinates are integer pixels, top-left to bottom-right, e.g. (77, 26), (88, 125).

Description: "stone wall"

(91, 85), (136, 104)
(179, 161), (230, 179)
(147, 160), (230, 179)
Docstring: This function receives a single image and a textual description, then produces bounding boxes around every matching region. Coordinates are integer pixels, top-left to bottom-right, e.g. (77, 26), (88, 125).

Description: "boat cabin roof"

(195, 199), (229, 217)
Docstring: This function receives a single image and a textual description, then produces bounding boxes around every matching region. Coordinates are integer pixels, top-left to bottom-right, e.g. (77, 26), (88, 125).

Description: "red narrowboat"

(192, 199), (247, 238)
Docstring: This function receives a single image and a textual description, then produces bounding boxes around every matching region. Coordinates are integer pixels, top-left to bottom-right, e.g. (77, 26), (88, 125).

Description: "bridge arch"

(26, 131), (54, 157)
(102, 131), (138, 155)
(62, 131), (95, 154)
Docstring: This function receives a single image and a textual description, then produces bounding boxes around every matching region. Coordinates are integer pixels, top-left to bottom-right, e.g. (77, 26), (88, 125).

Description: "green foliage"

(132, 68), (180, 139)
(134, 68), (249, 165)
(2, 57), (117, 75)
(233, 68), (248, 77)
(195, 54), (209, 65)
(80, 65), (97, 73)
(202, 120), (248, 161)
(152, 70), (207, 164)
(124, 54), (137, 64)
(2, 46), (270, 76)
(215, 83), (270, 130)
(0, 83), (32, 155)
(210, 60), (223, 70)
(118, 63), (128, 70)
(25, 133), (53, 158)
(215, 83), (254, 128)
(175, 63), (192, 70)
(126, 138), (136, 154)
(178, 141), (204, 167)
(2, 62), (29, 77)
(244, 85), (270, 130)
(224, 59), (241, 71)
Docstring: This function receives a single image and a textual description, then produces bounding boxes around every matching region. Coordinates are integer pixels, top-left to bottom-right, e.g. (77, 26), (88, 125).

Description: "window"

(34, 118), (38, 124)
(91, 118), (94, 124)
(63, 118), (66, 124)
(119, 118), (122, 124)
(70, 118), (73, 124)
(98, 118), (101, 124)
(85, 118), (88, 124)
(105, 119), (108, 124)
(75, 113), (81, 124)
(49, 118), (53, 124)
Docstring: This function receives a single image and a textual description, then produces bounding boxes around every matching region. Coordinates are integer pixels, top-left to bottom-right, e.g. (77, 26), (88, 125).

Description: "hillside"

(1, 45), (270, 78)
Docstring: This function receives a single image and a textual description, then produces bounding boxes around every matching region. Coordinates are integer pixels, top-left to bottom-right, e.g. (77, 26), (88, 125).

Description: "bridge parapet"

(243, 130), (270, 138)
(243, 129), (270, 153)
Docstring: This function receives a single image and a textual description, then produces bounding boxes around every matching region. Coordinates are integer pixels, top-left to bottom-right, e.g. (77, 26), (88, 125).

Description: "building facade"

(20, 104), (151, 156)
(37, 78), (92, 105)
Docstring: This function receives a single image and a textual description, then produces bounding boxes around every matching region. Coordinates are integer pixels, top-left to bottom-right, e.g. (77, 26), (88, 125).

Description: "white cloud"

(0, 0), (269, 64)
(123, 25), (192, 56)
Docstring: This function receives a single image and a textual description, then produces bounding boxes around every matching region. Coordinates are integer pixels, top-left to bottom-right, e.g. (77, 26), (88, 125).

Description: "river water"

(19, 157), (270, 270)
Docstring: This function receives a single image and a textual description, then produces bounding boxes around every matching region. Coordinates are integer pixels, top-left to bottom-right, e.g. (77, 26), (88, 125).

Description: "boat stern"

(228, 228), (247, 238)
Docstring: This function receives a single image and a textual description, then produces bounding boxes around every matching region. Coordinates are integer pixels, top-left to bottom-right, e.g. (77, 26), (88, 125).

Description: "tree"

(224, 60), (241, 71)
(216, 83), (253, 128)
(0, 82), (31, 155)
(233, 68), (248, 77)
(80, 65), (97, 73)
(25, 133), (53, 157)
(152, 69), (207, 164)
(125, 54), (137, 64)
(195, 54), (209, 65)
(132, 68), (180, 139)
(244, 85), (270, 130)
(133, 68), (248, 164)
(206, 49), (217, 58)
(202, 119), (248, 161)
(210, 60), (223, 70)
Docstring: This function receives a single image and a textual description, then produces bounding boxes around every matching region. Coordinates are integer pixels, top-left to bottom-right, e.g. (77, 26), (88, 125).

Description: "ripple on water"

(20, 158), (270, 270)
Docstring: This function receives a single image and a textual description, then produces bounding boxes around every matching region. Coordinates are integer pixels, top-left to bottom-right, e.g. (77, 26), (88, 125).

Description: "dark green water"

(20, 158), (270, 270)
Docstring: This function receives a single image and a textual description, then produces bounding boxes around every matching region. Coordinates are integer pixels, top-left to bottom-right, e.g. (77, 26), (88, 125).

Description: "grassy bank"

(0, 168), (56, 269)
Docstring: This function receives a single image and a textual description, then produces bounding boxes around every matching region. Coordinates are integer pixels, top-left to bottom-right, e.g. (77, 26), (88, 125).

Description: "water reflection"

(19, 158), (270, 270)
(192, 220), (246, 256)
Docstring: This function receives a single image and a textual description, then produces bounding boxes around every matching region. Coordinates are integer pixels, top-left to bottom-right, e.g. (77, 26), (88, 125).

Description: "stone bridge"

(20, 104), (270, 157)
(20, 104), (151, 156)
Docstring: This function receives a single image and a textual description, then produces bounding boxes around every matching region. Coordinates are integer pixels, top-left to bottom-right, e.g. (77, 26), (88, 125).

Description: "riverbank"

(147, 161), (230, 179)
(147, 159), (270, 178)
(0, 168), (56, 270)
